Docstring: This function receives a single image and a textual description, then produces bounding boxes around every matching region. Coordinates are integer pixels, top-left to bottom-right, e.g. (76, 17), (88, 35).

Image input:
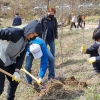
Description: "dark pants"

(77, 21), (83, 28)
(70, 22), (76, 29)
(93, 62), (100, 73)
(0, 64), (19, 100)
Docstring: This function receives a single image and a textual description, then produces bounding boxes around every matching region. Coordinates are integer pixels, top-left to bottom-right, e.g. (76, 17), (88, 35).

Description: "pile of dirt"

(35, 76), (87, 98)
(37, 80), (63, 96)
(64, 76), (87, 88)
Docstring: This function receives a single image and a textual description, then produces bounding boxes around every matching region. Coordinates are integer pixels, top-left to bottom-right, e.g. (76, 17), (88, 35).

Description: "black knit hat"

(24, 20), (42, 36)
(93, 28), (100, 41)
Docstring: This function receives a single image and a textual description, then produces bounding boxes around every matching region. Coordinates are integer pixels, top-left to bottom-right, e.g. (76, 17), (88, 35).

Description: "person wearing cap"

(0, 20), (45, 100)
(25, 20), (55, 84)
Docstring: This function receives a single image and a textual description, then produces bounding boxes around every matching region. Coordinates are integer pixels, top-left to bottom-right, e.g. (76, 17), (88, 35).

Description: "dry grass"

(0, 17), (100, 100)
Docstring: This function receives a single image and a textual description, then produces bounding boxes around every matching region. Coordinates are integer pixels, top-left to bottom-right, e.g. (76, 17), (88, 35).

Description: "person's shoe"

(48, 77), (56, 83)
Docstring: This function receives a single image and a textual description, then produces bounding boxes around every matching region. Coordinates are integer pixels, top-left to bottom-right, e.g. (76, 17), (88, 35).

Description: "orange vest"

(82, 15), (85, 20)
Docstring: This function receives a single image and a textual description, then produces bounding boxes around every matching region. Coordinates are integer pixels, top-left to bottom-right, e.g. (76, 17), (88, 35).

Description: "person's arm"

(14, 49), (26, 70)
(54, 18), (58, 39)
(38, 45), (48, 78)
(39, 58), (48, 78)
(12, 18), (15, 26)
(40, 16), (44, 31)
(39, 16), (46, 38)
(86, 43), (99, 54)
(95, 56), (100, 62)
(12, 49), (26, 82)
(20, 17), (22, 25)
(0, 28), (23, 43)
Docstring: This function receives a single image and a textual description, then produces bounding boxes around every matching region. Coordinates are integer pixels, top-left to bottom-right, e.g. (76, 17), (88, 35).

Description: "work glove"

(81, 44), (86, 53)
(12, 72), (20, 83)
(87, 57), (96, 64)
(35, 78), (43, 85)
(39, 78), (43, 83)
(38, 78), (46, 89)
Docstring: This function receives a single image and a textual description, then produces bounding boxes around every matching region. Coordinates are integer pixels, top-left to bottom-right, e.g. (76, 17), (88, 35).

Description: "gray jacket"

(0, 27), (27, 67)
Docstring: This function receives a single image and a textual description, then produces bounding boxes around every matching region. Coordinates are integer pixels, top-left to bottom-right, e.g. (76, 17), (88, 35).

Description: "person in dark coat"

(40, 7), (58, 56)
(77, 15), (83, 29)
(0, 20), (42, 100)
(12, 13), (22, 26)
(81, 28), (100, 76)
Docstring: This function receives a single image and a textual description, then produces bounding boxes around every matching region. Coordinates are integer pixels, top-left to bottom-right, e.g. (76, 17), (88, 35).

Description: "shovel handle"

(21, 68), (40, 83)
(21, 68), (46, 89)
(0, 68), (34, 89)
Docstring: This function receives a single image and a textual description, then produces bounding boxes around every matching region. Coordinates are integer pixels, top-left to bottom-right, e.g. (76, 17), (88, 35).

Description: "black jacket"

(12, 16), (22, 26)
(0, 20), (41, 69)
(40, 15), (58, 41)
(86, 42), (100, 63)
(0, 28), (26, 69)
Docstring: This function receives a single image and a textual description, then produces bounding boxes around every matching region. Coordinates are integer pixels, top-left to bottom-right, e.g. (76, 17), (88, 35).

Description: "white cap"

(30, 44), (43, 59)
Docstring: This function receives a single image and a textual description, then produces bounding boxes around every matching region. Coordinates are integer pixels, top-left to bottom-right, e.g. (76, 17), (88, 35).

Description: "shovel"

(0, 68), (34, 89)
(21, 68), (46, 89)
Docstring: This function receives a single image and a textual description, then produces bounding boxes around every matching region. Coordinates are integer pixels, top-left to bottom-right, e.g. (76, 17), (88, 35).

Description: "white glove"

(12, 72), (20, 83)
(39, 78), (43, 83)
(87, 57), (96, 64)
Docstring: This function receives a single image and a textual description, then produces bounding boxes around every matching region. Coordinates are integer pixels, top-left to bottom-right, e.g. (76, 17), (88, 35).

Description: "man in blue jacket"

(12, 13), (22, 26)
(0, 20), (44, 100)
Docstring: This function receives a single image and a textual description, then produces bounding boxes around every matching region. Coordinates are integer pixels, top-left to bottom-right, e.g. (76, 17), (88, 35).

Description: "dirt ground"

(0, 20), (100, 100)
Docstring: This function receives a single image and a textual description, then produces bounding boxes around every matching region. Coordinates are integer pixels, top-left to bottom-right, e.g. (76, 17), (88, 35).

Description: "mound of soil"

(35, 76), (87, 98)
(37, 80), (63, 96)
(64, 76), (87, 88)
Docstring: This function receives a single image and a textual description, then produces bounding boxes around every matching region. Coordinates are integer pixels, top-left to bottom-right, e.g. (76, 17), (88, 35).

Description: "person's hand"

(81, 44), (86, 53)
(39, 78), (43, 83)
(87, 57), (96, 64)
(12, 72), (20, 83)
(38, 78), (46, 89)
(36, 78), (43, 85)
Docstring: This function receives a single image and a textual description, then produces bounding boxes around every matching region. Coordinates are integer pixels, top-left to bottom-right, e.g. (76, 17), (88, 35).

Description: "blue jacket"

(12, 16), (22, 26)
(27, 37), (48, 78)
(86, 42), (100, 63)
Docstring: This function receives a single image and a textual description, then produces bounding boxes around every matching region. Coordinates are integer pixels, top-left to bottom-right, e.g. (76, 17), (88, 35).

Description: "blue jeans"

(47, 49), (55, 79)
(46, 40), (55, 56)
(25, 50), (55, 84)
(25, 52), (33, 84)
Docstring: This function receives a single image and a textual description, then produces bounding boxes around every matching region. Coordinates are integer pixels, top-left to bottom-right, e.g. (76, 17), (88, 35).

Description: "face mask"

(28, 36), (37, 41)
(48, 14), (54, 19)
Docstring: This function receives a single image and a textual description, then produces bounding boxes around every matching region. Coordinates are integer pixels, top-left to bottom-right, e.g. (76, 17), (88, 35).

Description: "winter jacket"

(0, 28), (27, 69)
(40, 15), (58, 41)
(26, 37), (48, 78)
(12, 16), (22, 26)
(86, 42), (100, 63)
(0, 20), (42, 69)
